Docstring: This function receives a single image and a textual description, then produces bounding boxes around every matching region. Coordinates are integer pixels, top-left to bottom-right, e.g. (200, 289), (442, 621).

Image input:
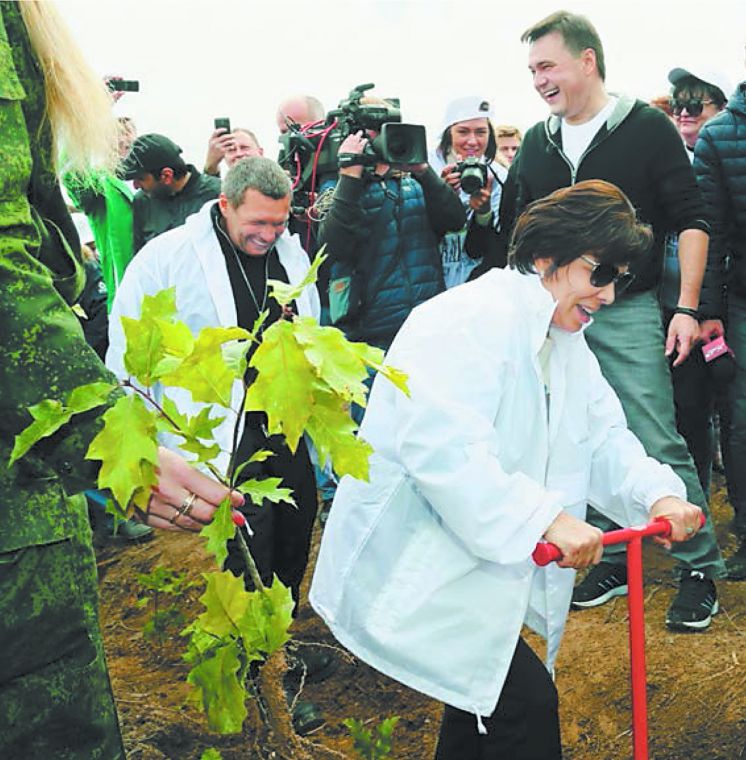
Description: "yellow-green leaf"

(200, 498), (236, 568)
(187, 643), (247, 734)
(266, 249), (327, 307)
(194, 569), (250, 638)
(305, 389), (373, 479)
(160, 326), (251, 406)
(86, 393), (159, 510)
(244, 320), (317, 450)
(238, 477), (295, 508)
(238, 576), (294, 657)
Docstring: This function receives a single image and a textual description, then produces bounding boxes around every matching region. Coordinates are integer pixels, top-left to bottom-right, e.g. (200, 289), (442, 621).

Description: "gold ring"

(178, 491), (198, 519)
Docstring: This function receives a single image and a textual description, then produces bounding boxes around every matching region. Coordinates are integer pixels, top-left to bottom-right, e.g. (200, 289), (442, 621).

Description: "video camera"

(278, 83), (428, 202)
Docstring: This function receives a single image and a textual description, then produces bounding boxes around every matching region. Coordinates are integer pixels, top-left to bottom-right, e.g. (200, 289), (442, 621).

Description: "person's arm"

(317, 135), (371, 265)
(648, 113), (710, 364)
(203, 128), (232, 177)
(666, 228), (707, 366)
(132, 193), (146, 253)
(383, 313), (566, 564)
(412, 165), (467, 235)
(694, 126), (729, 340)
(583, 346), (702, 540)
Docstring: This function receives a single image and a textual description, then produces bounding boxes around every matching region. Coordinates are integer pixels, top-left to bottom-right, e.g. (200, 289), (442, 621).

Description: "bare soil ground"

(98, 477), (746, 759)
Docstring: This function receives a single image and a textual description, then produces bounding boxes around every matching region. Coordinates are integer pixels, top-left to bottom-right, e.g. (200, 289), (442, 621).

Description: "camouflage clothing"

(0, 2), (124, 756)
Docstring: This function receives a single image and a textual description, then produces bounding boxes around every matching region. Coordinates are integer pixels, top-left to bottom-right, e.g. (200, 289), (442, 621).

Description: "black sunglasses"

(670, 99), (715, 117)
(580, 256), (635, 293)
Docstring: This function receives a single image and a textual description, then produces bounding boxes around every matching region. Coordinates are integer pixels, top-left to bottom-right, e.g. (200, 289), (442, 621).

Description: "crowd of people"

(2, 1), (745, 759)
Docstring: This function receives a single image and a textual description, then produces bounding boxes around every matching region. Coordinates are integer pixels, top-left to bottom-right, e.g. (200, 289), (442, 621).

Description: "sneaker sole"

(666, 600), (720, 632)
(571, 584), (628, 609)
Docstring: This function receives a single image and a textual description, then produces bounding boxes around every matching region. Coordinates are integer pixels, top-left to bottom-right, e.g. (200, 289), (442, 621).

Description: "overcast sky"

(56, 0), (746, 165)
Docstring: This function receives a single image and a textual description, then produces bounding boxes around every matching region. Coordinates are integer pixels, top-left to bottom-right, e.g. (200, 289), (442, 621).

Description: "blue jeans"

(584, 290), (725, 579)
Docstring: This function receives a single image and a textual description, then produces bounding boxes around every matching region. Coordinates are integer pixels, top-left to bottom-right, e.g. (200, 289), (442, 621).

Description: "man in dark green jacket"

(122, 133), (221, 252)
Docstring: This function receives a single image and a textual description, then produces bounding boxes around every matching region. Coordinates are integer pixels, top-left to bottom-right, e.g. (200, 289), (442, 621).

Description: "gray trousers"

(584, 290), (725, 580)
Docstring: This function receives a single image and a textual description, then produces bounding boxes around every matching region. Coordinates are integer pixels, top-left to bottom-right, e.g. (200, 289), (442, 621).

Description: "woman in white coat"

(310, 180), (704, 759)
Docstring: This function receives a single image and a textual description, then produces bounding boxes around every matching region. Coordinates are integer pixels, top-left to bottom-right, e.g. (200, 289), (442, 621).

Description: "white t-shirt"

(561, 96), (617, 169)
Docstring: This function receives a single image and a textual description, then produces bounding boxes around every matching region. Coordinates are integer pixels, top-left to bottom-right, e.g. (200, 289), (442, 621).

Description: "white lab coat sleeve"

(584, 348), (687, 523)
(385, 318), (564, 565)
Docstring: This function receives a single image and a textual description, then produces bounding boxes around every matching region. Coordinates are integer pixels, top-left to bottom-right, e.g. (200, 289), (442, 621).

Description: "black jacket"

(500, 95), (709, 297)
(132, 165), (220, 253)
(694, 82), (746, 309)
(318, 168), (464, 349)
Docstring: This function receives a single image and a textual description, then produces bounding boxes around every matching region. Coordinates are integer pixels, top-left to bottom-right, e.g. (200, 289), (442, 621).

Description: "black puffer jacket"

(694, 82), (746, 311)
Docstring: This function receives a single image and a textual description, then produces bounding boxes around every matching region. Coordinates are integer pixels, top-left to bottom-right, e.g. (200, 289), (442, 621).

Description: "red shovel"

(532, 514), (705, 760)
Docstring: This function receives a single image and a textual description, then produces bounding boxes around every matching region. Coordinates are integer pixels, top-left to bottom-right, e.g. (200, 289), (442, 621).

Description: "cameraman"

(318, 121), (465, 353)
(430, 97), (507, 287)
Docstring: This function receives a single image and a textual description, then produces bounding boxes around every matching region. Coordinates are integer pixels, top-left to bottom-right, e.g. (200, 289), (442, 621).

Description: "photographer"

(430, 97), (507, 287)
(318, 100), (465, 353)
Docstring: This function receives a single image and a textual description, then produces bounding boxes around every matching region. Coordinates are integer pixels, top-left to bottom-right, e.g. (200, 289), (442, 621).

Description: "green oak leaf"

(305, 389), (373, 479)
(179, 438), (221, 464)
(86, 393), (159, 510)
(156, 395), (189, 435)
(199, 498), (236, 568)
(200, 750), (223, 760)
(244, 319), (317, 451)
(238, 477), (295, 508)
(160, 326), (251, 406)
(230, 448), (274, 484)
(187, 642), (247, 734)
(121, 288), (180, 386)
(292, 317), (371, 406)
(185, 406), (226, 440)
(65, 381), (119, 413)
(194, 569), (249, 639)
(238, 576), (294, 657)
(9, 382), (116, 466)
(266, 249), (326, 307)
(9, 400), (66, 466)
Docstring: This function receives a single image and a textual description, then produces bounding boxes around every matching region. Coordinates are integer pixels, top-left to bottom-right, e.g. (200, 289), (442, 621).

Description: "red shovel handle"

(532, 513), (705, 566)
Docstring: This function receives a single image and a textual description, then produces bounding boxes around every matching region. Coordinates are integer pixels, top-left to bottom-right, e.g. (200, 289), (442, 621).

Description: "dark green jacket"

(132, 166), (220, 252)
(0, 1), (116, 553)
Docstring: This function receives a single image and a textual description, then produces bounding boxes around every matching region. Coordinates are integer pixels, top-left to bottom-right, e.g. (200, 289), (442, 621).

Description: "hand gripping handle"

(531, 514), (705, 566)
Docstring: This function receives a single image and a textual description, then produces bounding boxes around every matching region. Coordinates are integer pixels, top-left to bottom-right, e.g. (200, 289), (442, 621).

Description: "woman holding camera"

(430, 96), (508, 288)
(311, 181), (703, 760)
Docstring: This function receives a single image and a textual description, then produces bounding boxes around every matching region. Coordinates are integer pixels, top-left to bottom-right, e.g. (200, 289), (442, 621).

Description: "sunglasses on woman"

(670, 99), (716, 117)
(580, 255), (635, 293)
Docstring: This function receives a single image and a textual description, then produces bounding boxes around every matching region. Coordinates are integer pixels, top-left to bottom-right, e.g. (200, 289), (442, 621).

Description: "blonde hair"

(19, 0), (119, 173)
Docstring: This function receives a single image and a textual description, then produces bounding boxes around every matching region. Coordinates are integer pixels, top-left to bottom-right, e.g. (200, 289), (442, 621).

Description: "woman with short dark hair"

(311, 179), (703, 760)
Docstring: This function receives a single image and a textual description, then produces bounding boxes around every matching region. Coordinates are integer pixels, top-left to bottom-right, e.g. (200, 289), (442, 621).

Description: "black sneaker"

(571, 563), (628, 609)
(666, 570), (719, 632)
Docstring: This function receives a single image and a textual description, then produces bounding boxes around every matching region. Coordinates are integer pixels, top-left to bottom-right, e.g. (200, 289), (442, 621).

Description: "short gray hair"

(222, 156), (291, 206)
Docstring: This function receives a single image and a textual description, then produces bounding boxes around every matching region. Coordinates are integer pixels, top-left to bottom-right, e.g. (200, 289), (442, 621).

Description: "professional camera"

(278, 83), (428, 200)
(454, 157), (488, 195)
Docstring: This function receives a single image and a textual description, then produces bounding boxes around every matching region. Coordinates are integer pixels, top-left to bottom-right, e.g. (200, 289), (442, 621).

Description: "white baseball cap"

(668, 66), (733, 101)
(440, 96), (494, 136)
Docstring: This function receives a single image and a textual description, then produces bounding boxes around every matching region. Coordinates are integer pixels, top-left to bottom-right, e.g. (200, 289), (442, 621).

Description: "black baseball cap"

(121, 133), (185, 180)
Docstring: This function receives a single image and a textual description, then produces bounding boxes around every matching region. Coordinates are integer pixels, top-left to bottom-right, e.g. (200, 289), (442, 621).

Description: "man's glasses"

(580, 255), (635, 293)
(670, 99), (716, 117)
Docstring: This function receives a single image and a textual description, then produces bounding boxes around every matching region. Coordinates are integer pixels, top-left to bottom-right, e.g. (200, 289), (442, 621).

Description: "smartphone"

(214, 117), (231, 133)
(107, 79), (139, 92)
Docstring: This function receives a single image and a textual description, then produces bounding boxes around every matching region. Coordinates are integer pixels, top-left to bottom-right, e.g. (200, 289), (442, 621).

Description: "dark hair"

(521, 10), (606, 82)
(672, 76), (727, 110)
(508, 180), (652, 275)
(438, 118), (497, 163)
